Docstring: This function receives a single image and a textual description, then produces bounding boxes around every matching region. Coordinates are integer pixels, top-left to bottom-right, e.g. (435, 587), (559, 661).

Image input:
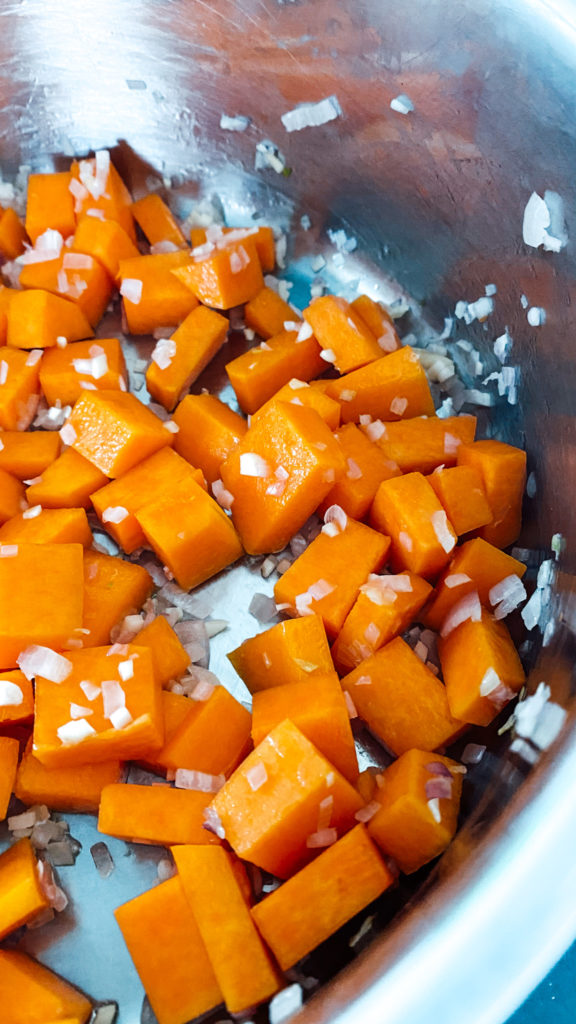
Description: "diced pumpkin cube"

(367, 414), (477, 474)
(370, 472), (457, 578)
(0, 467), (25, 525)
(274, 516), (390, 639)
(0, 839), (50, 938)
(0, 286), (17, 345)
(66, 389), (172, 477)
(428, 464), (492, 535)
(422, 538), (527, 632)
(173, 845), (280, 1013)
(138, 691), (193, 774)
(15, 738), (122, 813)
(228, 614), (334, 693)
(303, 295), (384, 373)
(0, 507), (92, 546)
(25, 172), (76, 242)
(225, 329), (325, 415)
(26, 449), (108, 510)
(118, 251), (199, 334)
(0, 736), (19, 819)
(367, 749), (464, 873)
(190, 226), (275, 272)
(19, 253), (114, 328)
(211, 719), (364, 878)
(438, 610), (525, 725)
(0, 670), (34, 728)
(252, 378), (341, 431)
(0, 949), (92, 1024)
(146, 305), (229, 412)
(318, 422), (402, 520)
(221, 401), (346, 555)
(39, 338), (127, 407)
(252, 673), (358, 782)
(357, 767), (379, 804)
(172, 394), (247, 485)
(245, 285), (295, 338)
(172, 239), (263, 309)
(71, 215), (139, 279)
(135, 615), (190, 688)
(331, 571), (433, 673)
(326, 346), (435, 423)
(33, 644), (162, 768)
(81, 550), (153, 648)
(251, 825), (393, 969)
(0, 431), (60, 481)
(0, 208), (28, 260)
(7, 289), (93, 349)
(91, 447), (205, 553)
(457, 440), (527, 549)
(70, 156), (135, 240)
(341, 636), (464, 755)
(350, 295), (401, 353)
(131, 193), (186, 247)
(115, 876), (222, 1024)
(98, 783), (219, 846)
(0, 543), (84, 669)
(0, 347), (42, 430)
(157, 684), (252, 775)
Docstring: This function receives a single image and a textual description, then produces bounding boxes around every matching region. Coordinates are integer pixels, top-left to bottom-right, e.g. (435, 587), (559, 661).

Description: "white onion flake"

(239, 452), (270, 478)
(174, 768), (225, 793)
(57, 719), (97, 745)
(120, 278), (143, 304)
(489, 574), (527, 619)
(306, 827), (338, 849)
(0, 680), (24, 706)
(281, 95), (342, 132)
(17, 646), (72, 683)
(245, 761), (268, 792)
(102, 506), (129, 525)
(431, 510), (456, 553)
(440, 591), (482, 637)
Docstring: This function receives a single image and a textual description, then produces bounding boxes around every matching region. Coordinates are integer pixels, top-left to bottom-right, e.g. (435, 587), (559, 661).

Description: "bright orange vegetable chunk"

(173, 845), (280, 1013)
(25, 172), (76, 242)
(0, 467), (25, 525)
(367, 749), (464, 873)
(173, 239), (264, 309)
(99, 784), (219, 845)
(158, 684), (251, 775)
(422, 537), (527, 632)
(457, 439), (527, 549)
(221, 401), (346, 555)
(146, 305), (229, 412)
(0, 838), (50, 938)
(252, 378), (341, 431)
(0, 669), (34, 728)
(211, 719), (364, 878)
(225, 329), (325, 415)
(115, 876), (223, 1024)
(0, 736), (19, 819)
(118, 251), (199, 334)
(67, 389), (172, 477)
(245, 285), (295, 338)
(172, 393), (247, 485)
(0, 542), (84, 669)
(438, 610), (525, 725)
(228, 614), (334, 693)
(274, 517), (390, 639)
(428, 463), (492, 535)
(251, 825), (394, 969)
(39, 338), (127, 407)
(371, 472), (457, 578)
(0, 285), (17, 344)
(0, 431), (60, 480)
(341, 636), (464, 755)
(135, 615), (190, 688)
(33, 644), (162, 768)
(26, 448), (108, 510)
(131, 193), (186, 247)
(71, 215), (140, 279)
(252, 673), (359, 782)
(7, 289), (93, 349)
(332, 571), (433, 673)
(0, 347), (41, 430)
(351, 295), (401, 353)
(0, 207), (28, 259)
(303, 295), (383, 372)
(326, 346), (435, 423)
(16, 739), (122, 813)
(368, 414), (478, 473)
(190, 226), (275, 272)
(0, 507), (92, 546)
(139, 691), (193, 774)
(319, 422), (402, 520)
(19, 253), (114, 328)
(81, 550), (153, 648)
(0, 949), (92, 1024)
(70, 156), (135, 240)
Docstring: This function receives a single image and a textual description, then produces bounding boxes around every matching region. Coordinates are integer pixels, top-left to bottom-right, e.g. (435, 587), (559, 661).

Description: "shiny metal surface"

(1, 1), (576, 1022)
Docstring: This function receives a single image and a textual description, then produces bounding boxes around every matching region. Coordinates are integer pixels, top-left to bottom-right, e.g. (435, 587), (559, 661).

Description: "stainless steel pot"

(1, 2), (576, 1023)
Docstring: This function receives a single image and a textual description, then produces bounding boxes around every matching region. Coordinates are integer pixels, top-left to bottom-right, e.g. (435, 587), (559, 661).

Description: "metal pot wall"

(1, 1), (576, 1022)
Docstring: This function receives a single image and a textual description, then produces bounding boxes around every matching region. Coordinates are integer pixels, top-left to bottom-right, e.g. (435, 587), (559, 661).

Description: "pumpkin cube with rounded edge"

(0, 208), (28, 260)
(66, 389), (172, 478)
(252, 378), (341, 432)
(155, 683), (252, 776)
(135, 615), (190, 688)
(99, 784), (219, 847)
(70, 155), (135, 240)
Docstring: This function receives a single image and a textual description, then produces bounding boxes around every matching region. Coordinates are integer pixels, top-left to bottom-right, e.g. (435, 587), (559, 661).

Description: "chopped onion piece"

(355, 801), (381, 823)
(462, 742), (487, 765)
(390, 93), (414, 114)
(101, 679), (126, 719)
(240, 452), (270, 477)
(175, 768), (225, 793)
(212, 478), (235, 509)
(0, 545), (18, 558)
(364, 622), (380, 645)
(390, 396), (408, 416)
(489, 574), (527, 619)
(323, 504), (347, 534)
(118, 659), (134, 682)
(91, 841), (115, 879)
(220, 113), (250, 131)
(17, 646), (72, 683)
(246, 762), (268, 792)
(0, 680), (23, 706)
(320, 348), (336, 363)
(120, 278), (143, 304)
(339, 389), (357, 402)
(59, 423), (77, 446)
(70, 702), (93, 719)
(22, 505), (42, 520)
(297, 320), (314, 342)
(110, 706), (133, 730)
(203, 806), (226, 839)
(445, 573), (471, 589)
(151, 337), (177, 370)
(427, 797), (441, 823)
(102, 506), (129, 524)
(344, 691), (358, 719)
(425, 776), (453, 800)
(306, 827), (338, 849)
(346, 458), (363, 480)
(527, 306), (546, 327)
(431, 510), (456, 553)
(398, 531), (413, 552)
(79, 680), (101, 701)
(317, 794), (334, 830)
(281, 95), (342, 132)
(57, 718), (97, 745)
(366, 420), (386, 442)
(440, 591), (482, 637)
(269, 985), (304, 1024)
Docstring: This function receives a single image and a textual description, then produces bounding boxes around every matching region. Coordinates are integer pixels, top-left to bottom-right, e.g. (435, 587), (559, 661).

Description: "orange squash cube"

(245, 285), (295, 338)
(368, 414), (478, 474)
(26, 448), (108, 510)
(0, 207), (28, 259)
(0, 285), (17, 344)
(221, 401), (346, 555)
(0, 467), (25, 525)
(135, 615), (190, 688)
(25, 172), (76, 242)
(156, 684), (252, 775)
(33, 643), (162, 768)
(274, 517), (390, 639)
(7, 289), (93, 350)
(251, 825), (394, 969)
(16, 739), (122, 813)
(39, 338), (127, 407)
(173, 239), (263, 309)
(19, 253), (114, 328)
(0, 670), (34, 728)
(227, 614), (334, 693)
(318, 422), (402, 520)
(66, 389), (172, 477)
(0, 839), (50, 938)
(70, 156), (135, 240)
(118, 250), (199, 335)
(350, 295), (401, 353)
(81, 550), (153, 648)
(146, 305), (229, 412)
(0, 542), (84, 669)
(341, 636), (464, 755)
(0, 431), (60, 480)
(190, 226), (275, 272)
(0, 736), (19, 819)
(0, 347), (42, 430)
(139, 691), (193, 774)
(172, 394), (247, 485)
(211, 719), (364, 878)
(457, 439), (527, 549)
(367, 749), (464, 873)
(326, 346), (435, 423)
(370, 472), (457, 578)
(252, 378), (341, 431)
(225, 329), (325, 415)
(303, 294), (384, 373)
(131, 193), (186, 247)
(428, 464), (492, 535)
(98, 784), (219, 846)
(71, 215), (139, 279)
(0, 949), (92, 1024)
(0, 507), (92, 547)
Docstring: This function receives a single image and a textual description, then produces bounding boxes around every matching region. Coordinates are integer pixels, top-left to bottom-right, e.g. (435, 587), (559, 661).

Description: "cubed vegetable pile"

(0, 153), (529, 1024)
